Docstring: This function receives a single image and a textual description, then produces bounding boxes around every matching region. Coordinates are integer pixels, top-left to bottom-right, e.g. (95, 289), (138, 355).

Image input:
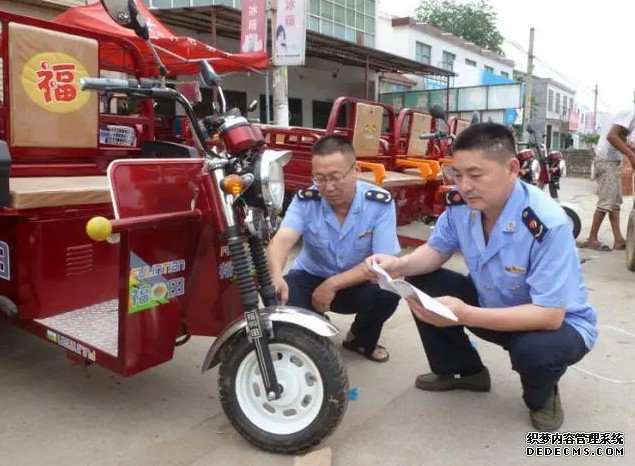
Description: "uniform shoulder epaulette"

(445, 189), (465, 206)
(365, 189), (392, 203)
(296, 188), (321, 200)
(522, 207), (548, 242)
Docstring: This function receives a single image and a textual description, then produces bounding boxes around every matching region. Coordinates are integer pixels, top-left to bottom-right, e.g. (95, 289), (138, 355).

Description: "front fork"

(212, 168), (282, 400)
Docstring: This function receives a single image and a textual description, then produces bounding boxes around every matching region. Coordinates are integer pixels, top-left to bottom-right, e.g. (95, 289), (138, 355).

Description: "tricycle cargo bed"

(0, 201), (118, 320)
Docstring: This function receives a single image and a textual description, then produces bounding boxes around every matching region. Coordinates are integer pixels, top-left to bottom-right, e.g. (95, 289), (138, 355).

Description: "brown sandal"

(342, 340), (390, 363)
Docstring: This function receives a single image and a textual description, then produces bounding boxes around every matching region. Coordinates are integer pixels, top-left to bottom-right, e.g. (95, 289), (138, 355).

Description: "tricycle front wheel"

(218, 323), (348, 454)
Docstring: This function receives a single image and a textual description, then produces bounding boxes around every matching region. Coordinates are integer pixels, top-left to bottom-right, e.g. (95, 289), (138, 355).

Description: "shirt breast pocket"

(304, 230), (329, 257)
(353, 234), (373, 263)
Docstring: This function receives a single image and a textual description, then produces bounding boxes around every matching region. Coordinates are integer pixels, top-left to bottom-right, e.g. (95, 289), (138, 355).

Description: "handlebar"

(419, 131), (455, 141)
(80, 77), (215, 157)
(86, 211), (202, 242)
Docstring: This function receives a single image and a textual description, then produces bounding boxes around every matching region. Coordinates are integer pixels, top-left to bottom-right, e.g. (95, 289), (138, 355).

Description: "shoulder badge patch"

(521, 207), (548, 242)
(297, 188), (321, 200)
(365, 189), (392, 203)
(445, 189), (465, 206)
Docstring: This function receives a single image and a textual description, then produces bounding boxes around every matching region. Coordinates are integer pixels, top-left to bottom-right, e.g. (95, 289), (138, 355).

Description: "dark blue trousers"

(406, 269), (589, 409)
(285, 269), (400, 353)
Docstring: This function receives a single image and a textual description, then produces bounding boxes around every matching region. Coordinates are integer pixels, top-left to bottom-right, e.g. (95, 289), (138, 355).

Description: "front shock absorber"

(227, 233), (259, 311)
(248, 234), (278, 307)
(226, 226), (282, 400)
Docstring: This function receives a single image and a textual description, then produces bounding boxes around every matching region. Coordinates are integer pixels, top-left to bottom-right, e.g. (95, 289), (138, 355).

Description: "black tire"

(218, 323), (348, 454)
(562, 205), (581, 239)
(626, 208), (635, 272)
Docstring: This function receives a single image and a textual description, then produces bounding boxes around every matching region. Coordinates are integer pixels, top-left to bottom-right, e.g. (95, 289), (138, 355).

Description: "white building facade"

(375, 13), (515, 90)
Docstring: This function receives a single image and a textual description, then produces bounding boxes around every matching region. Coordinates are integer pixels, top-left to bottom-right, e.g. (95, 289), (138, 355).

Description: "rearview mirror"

(101, 0), (149, 40)
(199, 60), (222, 88)
(429, 104), (446, 121)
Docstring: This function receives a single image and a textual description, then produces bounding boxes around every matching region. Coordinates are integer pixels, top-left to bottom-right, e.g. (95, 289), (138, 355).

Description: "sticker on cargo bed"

(128, 254), (186, 314)
(46, 330), (96, 362)
(0, 241), (9, 280)
(22, 52), (91, 113)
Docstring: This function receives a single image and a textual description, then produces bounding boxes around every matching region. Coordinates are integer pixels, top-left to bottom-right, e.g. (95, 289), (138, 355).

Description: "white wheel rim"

(235, 343), (324, 435)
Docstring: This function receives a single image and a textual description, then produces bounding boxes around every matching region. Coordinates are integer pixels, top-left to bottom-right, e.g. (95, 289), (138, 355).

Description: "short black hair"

(453, 122), (517, 163)
(312, 135), (356, 162)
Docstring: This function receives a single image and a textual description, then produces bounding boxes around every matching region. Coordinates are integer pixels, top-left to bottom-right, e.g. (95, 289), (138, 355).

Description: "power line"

(503, 37), (611, 109)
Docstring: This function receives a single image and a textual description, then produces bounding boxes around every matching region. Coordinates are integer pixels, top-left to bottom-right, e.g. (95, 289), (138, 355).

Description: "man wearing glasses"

(267, 135), (400, 362)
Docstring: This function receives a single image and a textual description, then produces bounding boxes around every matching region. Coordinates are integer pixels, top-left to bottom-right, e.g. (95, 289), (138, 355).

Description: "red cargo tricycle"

(0, 0), (347, 453)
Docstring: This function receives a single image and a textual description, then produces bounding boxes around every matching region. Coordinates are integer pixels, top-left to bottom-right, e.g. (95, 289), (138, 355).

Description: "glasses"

(312, 163), (356, 186)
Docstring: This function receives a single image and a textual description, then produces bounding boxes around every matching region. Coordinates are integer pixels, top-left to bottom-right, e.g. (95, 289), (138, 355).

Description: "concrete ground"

(1, 178), (633, 465)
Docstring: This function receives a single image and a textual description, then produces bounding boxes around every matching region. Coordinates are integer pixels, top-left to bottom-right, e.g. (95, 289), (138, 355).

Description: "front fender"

(201, 306), (339, 372)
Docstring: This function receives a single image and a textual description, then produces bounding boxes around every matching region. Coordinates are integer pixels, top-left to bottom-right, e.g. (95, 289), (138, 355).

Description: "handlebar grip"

(80, 77), (161, 91)
(419, 133), (436, 140)
(86, 216), (112, 242)
(80, 77), (133, 91)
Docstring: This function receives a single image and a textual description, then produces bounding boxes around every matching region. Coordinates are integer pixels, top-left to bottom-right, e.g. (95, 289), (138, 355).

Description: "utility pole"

(264, 0), (272, 124)
(522, 27), (535, 138)
(271, 0), (289, 126)
(593, 84), (598, 133)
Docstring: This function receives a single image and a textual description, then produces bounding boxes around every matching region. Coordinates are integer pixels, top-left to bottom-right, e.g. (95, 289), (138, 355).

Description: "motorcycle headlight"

(558, 159), (567, 178)
(531, 159), (541, 181)
(256, 149), (292, 212)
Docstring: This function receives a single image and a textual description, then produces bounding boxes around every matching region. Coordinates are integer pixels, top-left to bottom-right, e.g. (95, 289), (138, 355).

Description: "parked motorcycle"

(518, 126), (581, 239)
(80, 0), (349, 453)
(419, 105), (460, 160)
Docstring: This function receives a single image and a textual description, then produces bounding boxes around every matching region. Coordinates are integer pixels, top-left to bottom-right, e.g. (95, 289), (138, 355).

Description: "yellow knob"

(86, 216), (112, 242)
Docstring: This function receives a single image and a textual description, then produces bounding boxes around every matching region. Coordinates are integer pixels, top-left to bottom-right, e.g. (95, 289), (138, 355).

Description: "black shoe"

(415, 368), (491, 392)
(530, 387), (564, 432)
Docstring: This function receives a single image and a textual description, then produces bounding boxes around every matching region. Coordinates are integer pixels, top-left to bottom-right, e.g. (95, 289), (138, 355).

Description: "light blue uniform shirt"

(282, 181), (401, 278)
(428, 179), (598, 349)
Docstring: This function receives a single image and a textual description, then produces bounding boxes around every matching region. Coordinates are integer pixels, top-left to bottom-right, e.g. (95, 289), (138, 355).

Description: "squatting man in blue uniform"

(366, 123), (597, 431)
(267, 135), (400, 362)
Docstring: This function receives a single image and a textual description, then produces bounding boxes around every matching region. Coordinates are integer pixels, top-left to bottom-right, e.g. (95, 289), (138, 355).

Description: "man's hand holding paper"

(406, 295), (465, 327)
(368, 260), (459, 325)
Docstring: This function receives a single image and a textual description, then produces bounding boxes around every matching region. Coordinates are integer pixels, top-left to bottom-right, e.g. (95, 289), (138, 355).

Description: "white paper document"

(371, 261), (458, 322)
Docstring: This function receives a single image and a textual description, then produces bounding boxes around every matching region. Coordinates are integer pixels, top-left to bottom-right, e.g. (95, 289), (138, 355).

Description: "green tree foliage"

(580, 133), (600, 145)
(415, 0), (504, 55)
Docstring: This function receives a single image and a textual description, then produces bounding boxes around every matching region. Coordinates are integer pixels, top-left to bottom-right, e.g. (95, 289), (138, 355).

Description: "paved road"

(1, 177), (632, 465)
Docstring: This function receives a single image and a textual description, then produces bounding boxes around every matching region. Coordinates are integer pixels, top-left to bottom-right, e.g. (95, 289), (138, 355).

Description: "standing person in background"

(579, 109), (635, 251)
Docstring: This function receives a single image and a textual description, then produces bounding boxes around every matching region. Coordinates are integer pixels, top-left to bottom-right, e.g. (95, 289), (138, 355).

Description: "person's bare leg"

(609, 210), (626, 248)
(583, 209), (607, 247)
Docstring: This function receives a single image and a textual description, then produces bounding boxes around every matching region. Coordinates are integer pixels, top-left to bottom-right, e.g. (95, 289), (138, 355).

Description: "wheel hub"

(234, 343), (325, 435)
